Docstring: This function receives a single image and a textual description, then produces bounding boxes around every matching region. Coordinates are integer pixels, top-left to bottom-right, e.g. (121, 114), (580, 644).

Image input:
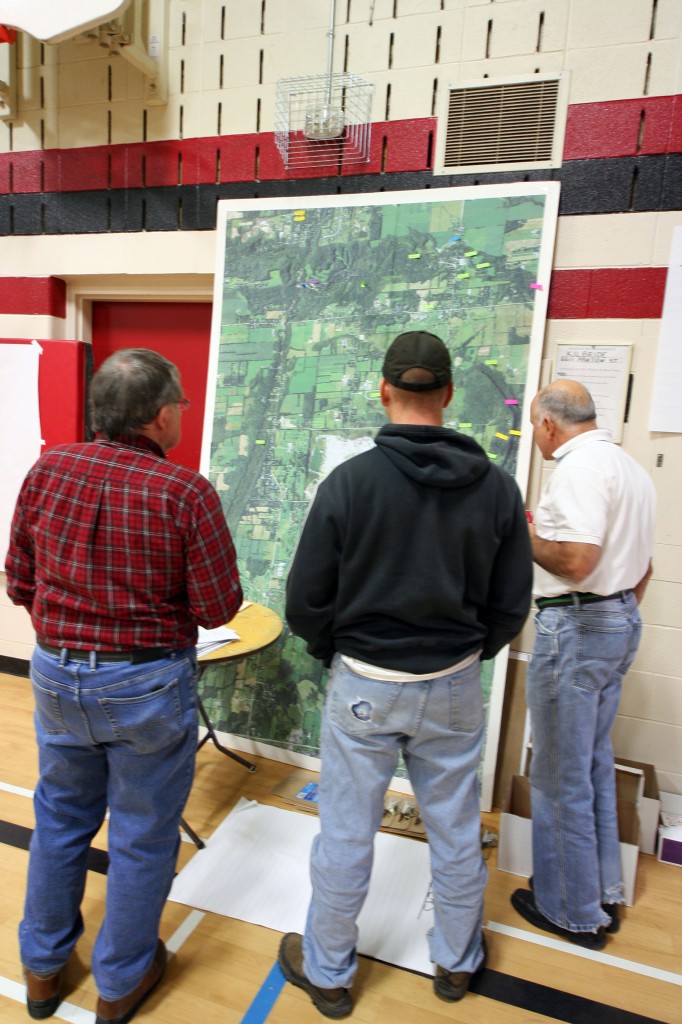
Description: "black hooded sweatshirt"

(286, 422), (532, 673)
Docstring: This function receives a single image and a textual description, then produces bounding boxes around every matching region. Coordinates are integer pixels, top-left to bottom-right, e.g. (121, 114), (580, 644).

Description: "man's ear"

(139, 402), (171, 446)
(442, 381), (454, 409)
(379, 378), (390, 409)
(156, 402), (175, 428)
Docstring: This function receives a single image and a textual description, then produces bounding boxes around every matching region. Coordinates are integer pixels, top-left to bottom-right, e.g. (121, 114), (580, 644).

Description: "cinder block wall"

(1, 0), (680, 794)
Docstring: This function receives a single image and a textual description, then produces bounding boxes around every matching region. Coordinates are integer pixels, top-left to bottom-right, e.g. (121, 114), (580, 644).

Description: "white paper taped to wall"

(650, 227), (682, 433)
(0, 343), (42, 565)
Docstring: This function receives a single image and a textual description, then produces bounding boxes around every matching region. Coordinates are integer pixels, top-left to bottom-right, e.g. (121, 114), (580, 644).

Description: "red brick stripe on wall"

(0, 277), (67, 317)
(563, 96), (680, 159)
(0, 95), (679, 196)
(548, 268), (667, 319)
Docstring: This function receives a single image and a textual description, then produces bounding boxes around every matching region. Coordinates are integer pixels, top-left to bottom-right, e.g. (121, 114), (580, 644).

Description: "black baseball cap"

(382, 331), (452, 392)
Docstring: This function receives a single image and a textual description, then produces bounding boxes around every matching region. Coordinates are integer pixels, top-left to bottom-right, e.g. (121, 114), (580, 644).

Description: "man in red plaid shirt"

(6, 348), (242, 1024)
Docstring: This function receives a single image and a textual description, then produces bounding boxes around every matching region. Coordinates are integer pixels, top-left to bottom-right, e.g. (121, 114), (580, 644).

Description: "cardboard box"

(497, 772), (640, 906)
(615, 758), (660, 855)
(497, 774), (533, 878)
(658, 792), (682, 867)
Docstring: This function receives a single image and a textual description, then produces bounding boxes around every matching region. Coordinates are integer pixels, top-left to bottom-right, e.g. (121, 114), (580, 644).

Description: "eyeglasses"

(176, 397), (191, 411)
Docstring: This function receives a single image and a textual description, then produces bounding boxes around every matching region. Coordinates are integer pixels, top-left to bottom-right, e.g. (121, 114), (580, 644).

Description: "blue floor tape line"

(240, 960), (286, 1024)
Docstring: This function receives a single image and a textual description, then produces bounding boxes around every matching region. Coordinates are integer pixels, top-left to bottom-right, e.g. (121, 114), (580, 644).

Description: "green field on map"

(200, 191), (549, 759)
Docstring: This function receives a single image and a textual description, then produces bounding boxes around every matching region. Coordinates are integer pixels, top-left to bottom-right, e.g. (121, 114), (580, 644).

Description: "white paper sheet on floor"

(169, 799), (435, 975)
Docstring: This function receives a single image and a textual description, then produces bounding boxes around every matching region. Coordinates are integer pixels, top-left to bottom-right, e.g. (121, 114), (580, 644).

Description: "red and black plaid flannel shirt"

(5, 435), (242, 650)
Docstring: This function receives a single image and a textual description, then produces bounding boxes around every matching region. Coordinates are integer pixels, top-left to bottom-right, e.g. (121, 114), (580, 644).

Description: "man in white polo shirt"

(511, 379), (655, 949)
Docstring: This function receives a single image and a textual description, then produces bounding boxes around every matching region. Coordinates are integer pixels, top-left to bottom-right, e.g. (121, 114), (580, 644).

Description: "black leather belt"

(536, 591), (630, 609)
(37, 642), (174, 664)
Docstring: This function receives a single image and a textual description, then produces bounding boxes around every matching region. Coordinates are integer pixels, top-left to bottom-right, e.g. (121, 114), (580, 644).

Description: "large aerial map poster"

(200, 183), (559, 809)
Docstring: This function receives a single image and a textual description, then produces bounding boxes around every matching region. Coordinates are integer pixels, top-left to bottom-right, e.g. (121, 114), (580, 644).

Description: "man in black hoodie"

(280, 331), (532, 1018)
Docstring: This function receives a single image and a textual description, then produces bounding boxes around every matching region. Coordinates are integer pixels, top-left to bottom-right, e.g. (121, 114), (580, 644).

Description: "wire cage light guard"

(275, 72), (374, 170)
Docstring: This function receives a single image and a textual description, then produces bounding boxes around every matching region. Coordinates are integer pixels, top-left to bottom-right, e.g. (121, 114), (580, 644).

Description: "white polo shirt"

(533, 429), (656, 599)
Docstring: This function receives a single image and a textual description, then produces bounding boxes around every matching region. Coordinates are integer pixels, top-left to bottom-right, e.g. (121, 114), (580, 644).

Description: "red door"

(91, 301), (212, 471)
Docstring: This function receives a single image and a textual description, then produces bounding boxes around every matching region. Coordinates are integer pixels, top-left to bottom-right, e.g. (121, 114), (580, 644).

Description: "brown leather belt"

(37, 642), (174, 664)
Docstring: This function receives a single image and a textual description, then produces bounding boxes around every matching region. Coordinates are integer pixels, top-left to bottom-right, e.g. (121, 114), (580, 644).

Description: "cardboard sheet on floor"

(169, 799), (435, 974)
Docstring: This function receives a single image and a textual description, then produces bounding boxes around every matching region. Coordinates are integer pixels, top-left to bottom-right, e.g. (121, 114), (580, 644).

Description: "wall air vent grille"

(434, 75), (567, 175)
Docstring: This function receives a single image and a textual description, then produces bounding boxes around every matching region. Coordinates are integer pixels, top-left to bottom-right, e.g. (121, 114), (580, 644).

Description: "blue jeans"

(20, 645), (198, 1000)
(303, 654), (487, 988)
(526, 592), (642, 933)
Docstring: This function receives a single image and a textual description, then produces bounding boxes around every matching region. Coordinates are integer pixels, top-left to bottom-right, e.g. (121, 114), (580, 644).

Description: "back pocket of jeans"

(100, 678), (185, 753)
(32, 681), (67, 735)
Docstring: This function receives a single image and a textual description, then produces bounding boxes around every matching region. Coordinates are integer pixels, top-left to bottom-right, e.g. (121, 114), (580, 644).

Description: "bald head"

(530, 380), (597, 458)
(532, 380), (596, 429)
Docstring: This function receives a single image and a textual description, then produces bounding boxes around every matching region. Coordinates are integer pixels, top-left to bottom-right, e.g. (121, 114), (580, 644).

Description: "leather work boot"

(434, 933), (488, 1002)
(23, 966), (64, 1019)
(279, 932), (353, 1019)
(95, 940), (167, 1024)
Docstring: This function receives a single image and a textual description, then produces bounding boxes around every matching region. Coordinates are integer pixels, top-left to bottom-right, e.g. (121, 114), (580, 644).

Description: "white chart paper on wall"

(0, 343), (42, 564)
(554, 343), (632, 442)
(649, 227), (682, 433)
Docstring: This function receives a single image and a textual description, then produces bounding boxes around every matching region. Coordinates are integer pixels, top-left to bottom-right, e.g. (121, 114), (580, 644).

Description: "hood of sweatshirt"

(374, 422), (491, 489)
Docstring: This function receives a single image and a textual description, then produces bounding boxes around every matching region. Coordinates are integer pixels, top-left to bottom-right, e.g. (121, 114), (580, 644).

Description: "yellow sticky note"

(509, 429), (522, 436)
(459, 422), (472, 428)
(484, 360), (498, 366)
(496, 432), (509, 441)
(255, 439), (266, 445)
(487, 452), (498, 460)
(464, 250), (478, 257)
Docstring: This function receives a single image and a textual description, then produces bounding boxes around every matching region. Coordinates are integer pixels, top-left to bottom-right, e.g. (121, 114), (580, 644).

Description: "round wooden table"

(182, 602), (284, 848)
(197, 601), (283, 665)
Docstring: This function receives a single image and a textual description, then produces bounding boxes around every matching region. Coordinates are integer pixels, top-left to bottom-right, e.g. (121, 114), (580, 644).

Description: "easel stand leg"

(197, 695), (257, 772)
(180, 693), (257, 850)
(180, 816), (205, 849)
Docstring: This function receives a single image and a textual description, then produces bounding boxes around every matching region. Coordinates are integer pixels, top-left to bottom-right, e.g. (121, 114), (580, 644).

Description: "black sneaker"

(602, 903), (621, 934)
(511, 889), (606, 950)
(528, 876), (621, 934)
(434, 933), (487, 1002)
(279, 933), (353, 1019)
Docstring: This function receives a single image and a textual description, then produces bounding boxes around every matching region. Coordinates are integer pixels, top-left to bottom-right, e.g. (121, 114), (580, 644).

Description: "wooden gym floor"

(0, 670), (680, 1024)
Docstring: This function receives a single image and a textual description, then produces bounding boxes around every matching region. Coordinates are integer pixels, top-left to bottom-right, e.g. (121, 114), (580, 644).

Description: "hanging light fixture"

(274, 0), (373, 169)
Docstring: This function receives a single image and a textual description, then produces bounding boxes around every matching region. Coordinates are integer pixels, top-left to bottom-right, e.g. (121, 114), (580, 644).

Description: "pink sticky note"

(504, 399), (518, 405)
(530, 282), (543, 290)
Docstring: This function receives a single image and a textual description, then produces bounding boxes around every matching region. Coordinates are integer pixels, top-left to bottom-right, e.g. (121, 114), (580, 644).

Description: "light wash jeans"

(526, 592), (642, 933)
(303, 654), (487, 988)
(20, 645), (198, 1000)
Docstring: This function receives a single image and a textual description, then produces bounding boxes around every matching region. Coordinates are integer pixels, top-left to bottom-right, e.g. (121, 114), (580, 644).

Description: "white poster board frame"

(202, 182), (560, 811)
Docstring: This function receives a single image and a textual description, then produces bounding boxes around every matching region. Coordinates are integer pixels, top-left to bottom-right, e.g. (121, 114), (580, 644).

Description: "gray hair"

(90, 348), (181, 439)
(533, 382), (596, 427)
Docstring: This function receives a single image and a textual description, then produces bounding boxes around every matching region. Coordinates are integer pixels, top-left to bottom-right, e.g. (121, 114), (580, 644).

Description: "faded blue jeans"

(527, 592), (642, 933)
(20, 645), (198, 1000)
(303, 654), (487, 988)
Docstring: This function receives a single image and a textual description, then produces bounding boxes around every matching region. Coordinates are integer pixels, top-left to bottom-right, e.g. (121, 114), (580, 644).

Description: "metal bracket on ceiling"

(77, 0), (168, 105)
